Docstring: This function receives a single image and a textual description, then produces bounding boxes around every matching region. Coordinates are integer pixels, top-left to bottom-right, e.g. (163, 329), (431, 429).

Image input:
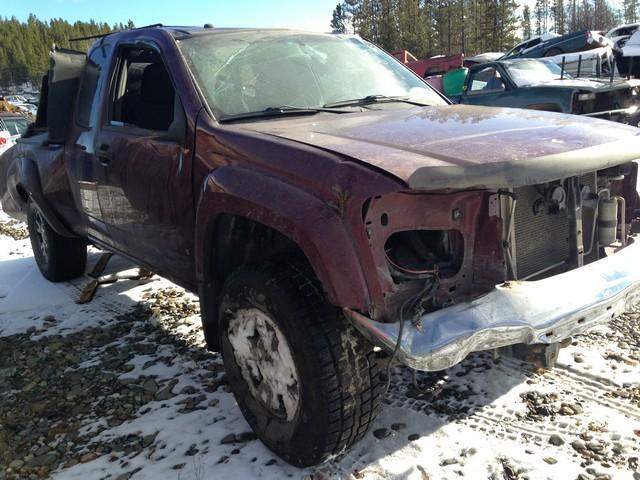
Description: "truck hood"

(238, 104), (640, 190)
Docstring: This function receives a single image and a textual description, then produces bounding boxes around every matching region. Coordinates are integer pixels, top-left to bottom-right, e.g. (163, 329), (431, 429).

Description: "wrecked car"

(453, 58), (640, 125)
(1, 26), (640, 467)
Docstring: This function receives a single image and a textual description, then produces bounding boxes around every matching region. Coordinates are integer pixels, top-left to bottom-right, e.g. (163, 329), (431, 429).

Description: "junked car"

(452, 58), (640, 125)
(503, 30), (614, 76)
(1, 26), (640, 466)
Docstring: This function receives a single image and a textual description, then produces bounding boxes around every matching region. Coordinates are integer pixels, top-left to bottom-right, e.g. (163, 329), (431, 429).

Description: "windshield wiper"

(323, 94), (431, 108)
(219, 105), (352, 123)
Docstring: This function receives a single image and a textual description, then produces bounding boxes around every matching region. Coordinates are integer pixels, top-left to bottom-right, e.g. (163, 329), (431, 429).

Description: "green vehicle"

(452, 58), (640, 125)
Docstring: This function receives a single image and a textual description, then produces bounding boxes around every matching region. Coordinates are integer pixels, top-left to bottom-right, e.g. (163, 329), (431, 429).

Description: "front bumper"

(346, 237), (640, 372)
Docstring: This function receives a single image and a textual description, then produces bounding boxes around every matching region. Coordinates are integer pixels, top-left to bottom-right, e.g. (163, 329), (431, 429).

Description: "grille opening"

(385, 229), (463, 282)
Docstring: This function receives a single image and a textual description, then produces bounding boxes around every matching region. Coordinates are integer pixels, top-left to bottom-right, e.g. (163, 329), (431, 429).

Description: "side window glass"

(469, 67), (506, 93)
(77, 42), (111, 128)
(110, 47), (176, 131)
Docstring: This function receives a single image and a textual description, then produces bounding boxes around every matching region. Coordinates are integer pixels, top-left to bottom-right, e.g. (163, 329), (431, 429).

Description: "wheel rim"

(33, 208), (49, 261)
(227, 308), (300, 421)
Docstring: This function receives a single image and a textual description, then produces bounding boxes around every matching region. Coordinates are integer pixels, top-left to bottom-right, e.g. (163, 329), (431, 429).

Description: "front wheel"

(219, 259), (382, 466)
(27, 201), (87, 281)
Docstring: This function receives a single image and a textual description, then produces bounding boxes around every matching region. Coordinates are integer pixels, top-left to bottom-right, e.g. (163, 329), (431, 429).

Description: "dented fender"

(194, 165), (371, 308)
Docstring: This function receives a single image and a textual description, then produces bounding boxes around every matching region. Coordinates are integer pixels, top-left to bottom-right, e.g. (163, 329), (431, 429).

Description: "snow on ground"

(0, 206), (639, 480)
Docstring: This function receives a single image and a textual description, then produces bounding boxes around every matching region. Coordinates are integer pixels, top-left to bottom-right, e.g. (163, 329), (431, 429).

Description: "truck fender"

(195, 166), (371, 349)
(17, 153), (77, 238)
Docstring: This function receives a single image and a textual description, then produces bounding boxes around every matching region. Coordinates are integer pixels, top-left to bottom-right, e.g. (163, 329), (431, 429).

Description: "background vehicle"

(452, 58), (640, 124)
(0, 113), (29, 140)
(503, 30), (609, 59)
(1, 26), (639, 467)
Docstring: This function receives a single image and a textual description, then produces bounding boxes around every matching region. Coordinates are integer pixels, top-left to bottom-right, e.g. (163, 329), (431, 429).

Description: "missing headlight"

(384, 229), (464, 282)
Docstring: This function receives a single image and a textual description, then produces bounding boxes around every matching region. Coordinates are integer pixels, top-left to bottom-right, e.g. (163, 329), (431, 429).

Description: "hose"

(383, 278), (439, 397)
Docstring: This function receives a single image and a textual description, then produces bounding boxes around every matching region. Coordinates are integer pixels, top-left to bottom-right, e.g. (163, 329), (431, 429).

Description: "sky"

(0, 0), (337, 32)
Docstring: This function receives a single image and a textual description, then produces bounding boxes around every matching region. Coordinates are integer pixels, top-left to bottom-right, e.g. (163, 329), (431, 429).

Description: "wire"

(383, 278), (439, 397)
(385, 253), (438, 275)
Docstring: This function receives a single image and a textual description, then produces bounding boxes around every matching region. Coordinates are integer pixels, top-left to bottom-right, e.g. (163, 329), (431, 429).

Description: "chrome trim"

(346, 237), (640, 372)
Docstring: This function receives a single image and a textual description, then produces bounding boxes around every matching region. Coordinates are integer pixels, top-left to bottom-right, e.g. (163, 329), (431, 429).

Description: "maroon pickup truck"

(1, 26), (640, 466)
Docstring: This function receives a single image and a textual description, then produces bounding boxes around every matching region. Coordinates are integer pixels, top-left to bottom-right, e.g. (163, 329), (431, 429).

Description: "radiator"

(512, 174), (596, 280)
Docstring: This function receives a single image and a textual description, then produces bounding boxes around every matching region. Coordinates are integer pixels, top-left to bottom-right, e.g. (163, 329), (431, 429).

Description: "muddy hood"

(239, 104), (640, 189)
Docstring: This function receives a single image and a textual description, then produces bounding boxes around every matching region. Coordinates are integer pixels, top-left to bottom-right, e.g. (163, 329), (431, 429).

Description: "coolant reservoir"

(598, 197), (618, 246)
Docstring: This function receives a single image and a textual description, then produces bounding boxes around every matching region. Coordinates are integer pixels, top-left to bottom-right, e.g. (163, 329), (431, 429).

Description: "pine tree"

(0, 15), (121, 87)
(522, 5), (532, 40)
(623, 0), (638, 23)
(330, 4), (349, 33)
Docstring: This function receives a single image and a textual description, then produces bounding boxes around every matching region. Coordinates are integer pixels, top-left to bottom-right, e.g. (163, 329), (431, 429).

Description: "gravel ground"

(0, 209), (639, 480)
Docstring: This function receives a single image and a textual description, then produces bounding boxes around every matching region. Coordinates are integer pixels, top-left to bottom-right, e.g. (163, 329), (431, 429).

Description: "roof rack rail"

(69, 23), (163, 42)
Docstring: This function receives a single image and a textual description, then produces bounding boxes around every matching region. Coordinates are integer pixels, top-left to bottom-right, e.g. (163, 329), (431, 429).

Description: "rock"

(408, 433), (420, 441)
(543, 457), (557, 465)
(237, 432), (257, 442)
(26, 452), (57, 467)
(571, 403), (584, 414)
(142, 379), (159, 394)
(586, 442), (604, 453)
(154, 385), (175, 401)
(440, 458), (458, 466)
(461, 447), (477, 457)
(571, 440), (586, 451)
(549, 434), (565, 446)
(180, 385), (197, 395)
(373, 428), (390, 439)
(574, 355), (584, 363)
(208, 398), (220, 407)
(391, 422), (406, 431)
(9, 459), (24, 469)
(79, 452), (97, 463)
(220, 433), (236, 444)
(185, 444), (198, 456)
(560, 404), (576, 415)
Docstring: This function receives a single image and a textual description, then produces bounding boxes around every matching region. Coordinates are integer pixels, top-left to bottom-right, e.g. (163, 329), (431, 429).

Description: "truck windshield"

(177, 31), (446, 120)
(504, 59), (572, 87)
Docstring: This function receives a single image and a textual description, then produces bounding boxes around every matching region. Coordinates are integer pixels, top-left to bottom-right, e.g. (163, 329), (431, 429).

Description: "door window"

(468, 67), (506, 94)
(110, 47), (176, 131)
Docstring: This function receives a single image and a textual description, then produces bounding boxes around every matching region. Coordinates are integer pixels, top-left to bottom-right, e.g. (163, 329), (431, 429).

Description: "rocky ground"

(0, 208), (639, 480)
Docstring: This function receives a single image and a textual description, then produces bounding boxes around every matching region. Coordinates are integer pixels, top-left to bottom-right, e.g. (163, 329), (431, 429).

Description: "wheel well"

(199, 213), (314, 352)
(212, 214), (310, 284)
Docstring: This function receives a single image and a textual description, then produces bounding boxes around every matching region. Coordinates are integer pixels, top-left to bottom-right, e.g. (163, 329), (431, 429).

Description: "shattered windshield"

(504, 59), (572, 87)
(177, 31), (446, 120)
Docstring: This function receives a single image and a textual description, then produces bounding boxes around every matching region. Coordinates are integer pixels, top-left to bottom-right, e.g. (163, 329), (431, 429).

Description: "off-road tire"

(219, 259), (383, 467)
(27, 201), (87, 281)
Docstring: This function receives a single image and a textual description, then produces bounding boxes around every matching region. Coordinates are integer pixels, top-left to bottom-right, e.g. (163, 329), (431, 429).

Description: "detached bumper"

(346, 238), (640, 372)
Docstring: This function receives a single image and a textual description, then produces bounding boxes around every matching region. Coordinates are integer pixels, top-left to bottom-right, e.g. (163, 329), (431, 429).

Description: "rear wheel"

(219, 259), (382, 466)
(27, 201), (87, 281)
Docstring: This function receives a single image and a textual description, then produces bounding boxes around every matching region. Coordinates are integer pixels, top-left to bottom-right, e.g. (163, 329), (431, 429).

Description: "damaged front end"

(346, 161), (640, 371)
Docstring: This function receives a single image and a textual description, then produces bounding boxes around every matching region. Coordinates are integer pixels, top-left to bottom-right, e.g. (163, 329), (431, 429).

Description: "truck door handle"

(96, 144), (112, 166)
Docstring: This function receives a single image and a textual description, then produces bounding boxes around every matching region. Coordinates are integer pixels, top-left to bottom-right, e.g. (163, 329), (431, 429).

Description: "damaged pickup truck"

(1, 26), (640, 466)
